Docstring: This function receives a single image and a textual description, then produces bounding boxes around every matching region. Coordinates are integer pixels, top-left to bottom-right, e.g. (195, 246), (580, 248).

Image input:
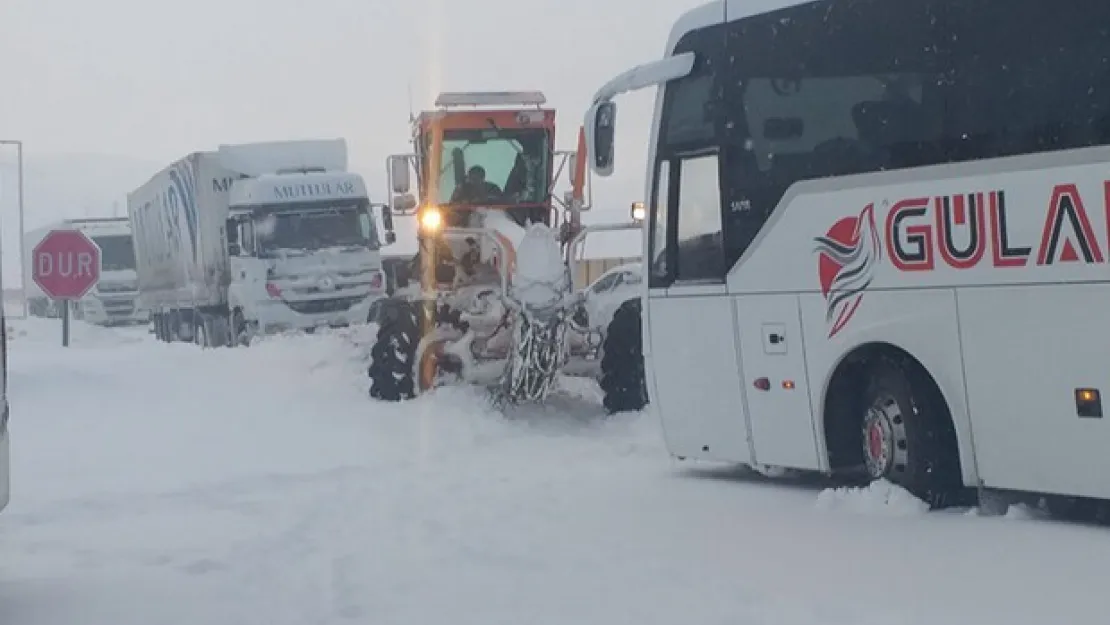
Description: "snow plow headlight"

(419, 207), (443, 232)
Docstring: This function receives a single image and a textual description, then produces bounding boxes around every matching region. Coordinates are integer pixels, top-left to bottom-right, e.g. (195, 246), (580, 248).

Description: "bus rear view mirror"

(585, 101), (616, 177)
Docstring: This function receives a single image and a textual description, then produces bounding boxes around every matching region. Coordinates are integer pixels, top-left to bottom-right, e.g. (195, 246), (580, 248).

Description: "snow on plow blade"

(366, 219), (646, 413)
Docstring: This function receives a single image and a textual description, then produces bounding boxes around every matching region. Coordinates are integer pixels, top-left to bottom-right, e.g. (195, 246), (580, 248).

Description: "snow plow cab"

(369, 91), (648, 412)
(386, 91), (585, 287)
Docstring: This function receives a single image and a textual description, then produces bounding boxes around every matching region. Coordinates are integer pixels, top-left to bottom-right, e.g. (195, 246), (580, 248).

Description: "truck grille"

(285, 296), (364, 315)
(101, 298), (136, 315)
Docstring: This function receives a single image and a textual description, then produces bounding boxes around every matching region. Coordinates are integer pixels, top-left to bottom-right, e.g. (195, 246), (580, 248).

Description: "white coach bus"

(585, 0), (1110, 512)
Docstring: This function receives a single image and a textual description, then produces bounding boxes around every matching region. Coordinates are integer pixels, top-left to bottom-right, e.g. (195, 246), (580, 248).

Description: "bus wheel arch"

(821, 342), (966, 508)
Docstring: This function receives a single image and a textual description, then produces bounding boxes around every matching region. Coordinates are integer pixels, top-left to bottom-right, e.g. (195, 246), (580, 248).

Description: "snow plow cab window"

(436, 128), (550, 207)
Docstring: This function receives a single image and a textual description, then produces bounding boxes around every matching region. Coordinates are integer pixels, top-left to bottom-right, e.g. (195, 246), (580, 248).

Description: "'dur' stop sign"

(32, 229), (101, 299)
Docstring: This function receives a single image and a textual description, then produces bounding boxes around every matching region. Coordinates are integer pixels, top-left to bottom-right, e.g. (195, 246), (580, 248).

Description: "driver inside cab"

(450, 165), (503, 204)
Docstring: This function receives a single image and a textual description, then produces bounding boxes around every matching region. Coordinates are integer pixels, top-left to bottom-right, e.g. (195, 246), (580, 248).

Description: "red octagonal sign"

(32, 229), (101, 300)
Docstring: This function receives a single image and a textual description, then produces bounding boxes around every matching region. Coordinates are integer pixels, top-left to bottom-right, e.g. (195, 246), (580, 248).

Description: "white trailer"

(585, 0), (1110, 514)
(23, 218), (147, 325)
(128, 139), (391, 346)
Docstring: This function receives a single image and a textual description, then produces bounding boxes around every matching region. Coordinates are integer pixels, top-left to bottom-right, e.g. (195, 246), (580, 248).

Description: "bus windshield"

(434, 128), (550, 206)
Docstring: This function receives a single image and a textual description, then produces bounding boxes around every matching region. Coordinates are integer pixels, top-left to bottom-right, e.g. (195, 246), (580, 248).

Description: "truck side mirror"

(585, 101), (616, 177)
(387, 155), (411, 194)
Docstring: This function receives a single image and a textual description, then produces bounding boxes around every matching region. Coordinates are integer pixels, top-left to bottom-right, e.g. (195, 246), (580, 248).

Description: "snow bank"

(5, 317), (1110, 625)
(815, 479), (931, 516)
(7, 316), (148, 349)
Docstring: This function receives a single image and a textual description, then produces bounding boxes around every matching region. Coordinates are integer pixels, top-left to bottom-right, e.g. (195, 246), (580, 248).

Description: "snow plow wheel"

(860, 356), (963, 509)
(599, 299), (648, 415)
(368, 300), (421, 401)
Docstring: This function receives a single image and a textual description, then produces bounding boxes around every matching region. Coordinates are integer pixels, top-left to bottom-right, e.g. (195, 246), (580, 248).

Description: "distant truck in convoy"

(23, 218), (148, 325)
(128, 139), (392, 347)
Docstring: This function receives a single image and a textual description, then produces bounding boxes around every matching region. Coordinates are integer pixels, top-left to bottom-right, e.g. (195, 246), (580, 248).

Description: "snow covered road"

(1, 318), (1108, 625)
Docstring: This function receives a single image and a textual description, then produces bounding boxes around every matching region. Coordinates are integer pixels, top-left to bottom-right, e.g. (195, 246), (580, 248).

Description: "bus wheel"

(860, 356), (962, 509)
(599, 299), (648, 415)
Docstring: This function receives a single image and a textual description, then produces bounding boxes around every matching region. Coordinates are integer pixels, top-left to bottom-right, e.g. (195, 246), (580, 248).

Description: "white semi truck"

(128, 139), (391, 347)
(23, 217), (148, 325)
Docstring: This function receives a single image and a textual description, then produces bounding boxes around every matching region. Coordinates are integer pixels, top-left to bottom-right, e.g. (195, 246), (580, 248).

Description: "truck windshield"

(255, 203), (377, 255)
(435, 128), (550, 206)
(93, 235), (137, 271)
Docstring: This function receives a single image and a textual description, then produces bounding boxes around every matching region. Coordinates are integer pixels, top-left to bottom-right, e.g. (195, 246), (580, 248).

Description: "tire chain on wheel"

(367, 300), (470, 401)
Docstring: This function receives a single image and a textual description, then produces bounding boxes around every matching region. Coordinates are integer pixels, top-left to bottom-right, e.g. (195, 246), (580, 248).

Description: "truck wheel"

(599, 299), (648, 415)
(860, 356), (963, 508)
(368, 301), (420, 401)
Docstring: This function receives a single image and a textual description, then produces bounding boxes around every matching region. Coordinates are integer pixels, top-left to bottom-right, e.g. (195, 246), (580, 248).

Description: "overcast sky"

(0, 0), (706, 286)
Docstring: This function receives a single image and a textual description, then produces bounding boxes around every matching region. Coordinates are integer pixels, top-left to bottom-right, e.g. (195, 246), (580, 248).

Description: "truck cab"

(70, 218), (148, 326)
(223, 160), (387, 336)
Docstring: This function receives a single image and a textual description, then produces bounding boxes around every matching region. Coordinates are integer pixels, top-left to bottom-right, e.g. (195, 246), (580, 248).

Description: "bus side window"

(672, 154), (725, 283)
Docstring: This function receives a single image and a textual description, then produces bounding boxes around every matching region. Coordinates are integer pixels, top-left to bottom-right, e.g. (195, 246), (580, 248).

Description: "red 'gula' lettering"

(887, 184), (1110, 271)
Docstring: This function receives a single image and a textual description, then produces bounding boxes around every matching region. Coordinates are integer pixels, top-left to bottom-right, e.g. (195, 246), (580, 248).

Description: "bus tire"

(860, 355), (962, 508)
(599, 299), (648, 415)
(368, 301), (419, 402)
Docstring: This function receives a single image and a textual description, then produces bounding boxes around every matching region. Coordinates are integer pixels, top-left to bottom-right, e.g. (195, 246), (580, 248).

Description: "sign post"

(31, 230), (101, 346)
